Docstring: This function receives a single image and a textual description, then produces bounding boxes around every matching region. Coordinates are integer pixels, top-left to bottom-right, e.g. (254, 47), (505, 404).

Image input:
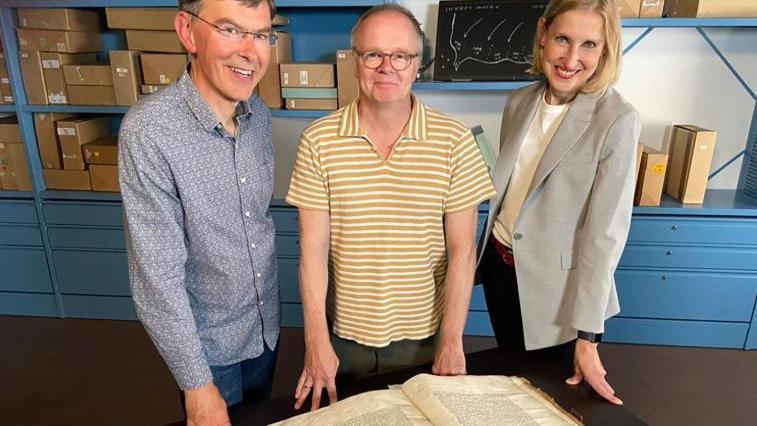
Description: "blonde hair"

(527, 0), (622, 94)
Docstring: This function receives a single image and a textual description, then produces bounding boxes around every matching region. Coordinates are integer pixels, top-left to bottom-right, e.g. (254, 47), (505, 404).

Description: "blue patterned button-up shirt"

(119, 71), (280, 390)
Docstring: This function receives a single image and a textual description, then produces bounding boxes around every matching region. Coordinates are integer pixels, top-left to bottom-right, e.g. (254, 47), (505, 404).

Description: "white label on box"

(20, 52), (29, 59)
(42, 60), (61, 69)
(700, 145), (709, 150)
(116, 67), (129, 77)
(0, 78), (8, 84)
(642, 0), (661, 5)
(19, 38), (28, 46)
(289, 99), (296, 108)
(3, 96), (12, 103)
(49, 93), (67, 104)
(62, 153), (76, 159)
(160, 74), (168, 84)
(56, 42), (67, 52)
(337, 53), (347, 59)
(21, 18), (28, 26)
(299, 70), (309, 86)
(283, 72), (289, 86)
(57, 128), (76, 136)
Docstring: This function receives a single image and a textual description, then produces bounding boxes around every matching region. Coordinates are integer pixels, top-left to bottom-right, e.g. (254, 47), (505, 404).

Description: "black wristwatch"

(577, 330), (603, 343)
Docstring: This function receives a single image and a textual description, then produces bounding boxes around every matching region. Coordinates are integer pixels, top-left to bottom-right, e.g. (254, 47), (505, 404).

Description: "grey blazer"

(478, 81), (641, 350)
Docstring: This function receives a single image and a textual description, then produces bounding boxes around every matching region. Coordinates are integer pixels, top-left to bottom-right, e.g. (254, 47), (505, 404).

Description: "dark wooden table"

(228, 347), (647, 425)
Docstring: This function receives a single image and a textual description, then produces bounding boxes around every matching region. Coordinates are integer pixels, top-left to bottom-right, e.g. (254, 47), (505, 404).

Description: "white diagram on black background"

(434, 1), (546, 81)
(444, 11), (532, 72)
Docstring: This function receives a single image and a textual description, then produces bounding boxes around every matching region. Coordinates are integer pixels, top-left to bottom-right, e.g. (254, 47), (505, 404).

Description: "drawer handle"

(666, 250), (672, 256)
(671, 225), (678, 231)
(661, 275), (668, 281)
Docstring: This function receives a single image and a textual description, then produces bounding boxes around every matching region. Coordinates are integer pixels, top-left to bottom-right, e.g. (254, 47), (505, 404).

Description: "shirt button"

(256, 273), (261, 278)
(513, 233), (523, 240)
(240, 177), (246, 184)
(251, 243), (256, 248)
(259, 300), (264, 306)
(244, 211), (250, 217)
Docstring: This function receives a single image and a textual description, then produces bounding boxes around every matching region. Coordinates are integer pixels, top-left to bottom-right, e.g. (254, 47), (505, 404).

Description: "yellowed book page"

(269, 389), (431, 426)
(401, 374), (581, 426)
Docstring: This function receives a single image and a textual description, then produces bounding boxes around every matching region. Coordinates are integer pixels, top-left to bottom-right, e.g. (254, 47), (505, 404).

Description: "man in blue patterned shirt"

(118, 0), (279, 424)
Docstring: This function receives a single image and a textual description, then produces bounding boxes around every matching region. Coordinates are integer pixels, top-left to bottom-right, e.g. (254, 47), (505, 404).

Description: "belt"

(490, 237), (515, 267)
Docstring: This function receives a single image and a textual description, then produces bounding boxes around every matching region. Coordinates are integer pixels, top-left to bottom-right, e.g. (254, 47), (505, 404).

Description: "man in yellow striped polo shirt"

(286, 4), (496, 411)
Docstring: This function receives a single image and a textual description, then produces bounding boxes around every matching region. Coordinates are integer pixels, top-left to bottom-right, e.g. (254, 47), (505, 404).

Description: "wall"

(271, 1), (757, 198)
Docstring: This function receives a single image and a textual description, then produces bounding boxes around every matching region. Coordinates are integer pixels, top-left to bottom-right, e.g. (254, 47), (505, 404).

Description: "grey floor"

(1, 315), (755, 425)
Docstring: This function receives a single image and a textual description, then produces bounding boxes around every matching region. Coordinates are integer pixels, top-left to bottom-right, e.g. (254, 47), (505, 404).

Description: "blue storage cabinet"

(42, 200), (136, 320)
(0, 196), (57, 316)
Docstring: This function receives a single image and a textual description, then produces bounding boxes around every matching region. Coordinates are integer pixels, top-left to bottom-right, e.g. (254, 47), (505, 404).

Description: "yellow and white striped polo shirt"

(286, 98), (495, 347)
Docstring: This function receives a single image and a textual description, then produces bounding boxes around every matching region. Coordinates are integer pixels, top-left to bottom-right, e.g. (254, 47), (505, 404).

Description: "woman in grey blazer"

(477, 0), (640, 405)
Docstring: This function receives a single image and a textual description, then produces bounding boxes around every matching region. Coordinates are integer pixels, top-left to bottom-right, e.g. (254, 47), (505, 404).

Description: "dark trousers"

(479, 239), (576, 375)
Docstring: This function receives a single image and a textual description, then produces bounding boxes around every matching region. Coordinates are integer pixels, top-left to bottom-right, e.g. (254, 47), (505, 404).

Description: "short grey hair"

(179, 0), (276, 19)
(350, 4), (424, 53)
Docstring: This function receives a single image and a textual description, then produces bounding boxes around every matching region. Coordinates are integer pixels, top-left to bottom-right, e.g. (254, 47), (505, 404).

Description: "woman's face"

(538, 8), (605, 105)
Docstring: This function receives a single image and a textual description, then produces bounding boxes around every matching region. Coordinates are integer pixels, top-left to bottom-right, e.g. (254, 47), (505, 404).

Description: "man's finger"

(311, 385), (324, 412)
(565, 371), (583, 385)
(327, 380), (338, 405)
(294, 385), (311, 410)
(587, 375), (623, 405)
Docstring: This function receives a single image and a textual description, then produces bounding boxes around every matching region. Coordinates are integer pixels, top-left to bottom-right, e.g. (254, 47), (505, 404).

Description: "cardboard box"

(106, 8), (177, 30)
(0, 81), (12, 105)
(141, 84), (167, 95)
(0, 142), (18, 190)
(640, 0), (666, 17)
(89, 164), (120, 192)
(665, 0), (757, 17)
(286, 98), (338, 110)
(665, 124), (717, 204)
(63, 64), (113, 86)
(110, 50), (142, 106)
(17, 29), (103, 53)
(19, 50), (48, 105)
(126, 30), (185, 53)
(17, 8), (102, 31)
(0, 115), (22, 143)
(0, 53), (6, 72)
(66, 85), (117, 106)
(7, 143), (33, 191)
(258, 31), (292, 109)
(44, 169), (91, 190)
(635, 143), (644, 183)
(140, 54), (188, 85)
(618, 0), (642, 17)
(635, 146), (668, 206)
(41, 52), (98, 104)
(281, 88), (337, 99)
(280, 63), (335, 88)
(57, 116), (110, 170)
(83, 137), (118, 165)
(35, 112), (76, 169)
(336, 50), (359, 108)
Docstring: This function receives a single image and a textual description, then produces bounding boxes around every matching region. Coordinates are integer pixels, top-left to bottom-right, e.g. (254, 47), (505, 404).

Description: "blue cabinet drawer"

(619, 244), (757, 270)
(464, 311), (494, 336)
(0, 292), (58, 317)
(47, 227), (125, 250)
(615, 269), (757, 322)
(44, 202), (123, 227)
(61, 295), (137, 320)
(53, 250), (130, 296)
(275, 234), (299, 257)
(470, 284), (488, 311)
(278, 257), (301, 303)
(0, 200), (38, 224)
(0, 224), (43, 246)
(604, 317), (748, 349)
(272, 209), (298, 233)
(0, 247), (52, 293)
(628, 217), (757, 245)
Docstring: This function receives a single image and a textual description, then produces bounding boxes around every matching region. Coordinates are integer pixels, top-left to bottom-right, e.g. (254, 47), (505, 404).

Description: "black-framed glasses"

(353, 49), (419, 71)
(185, 10), (278, 46)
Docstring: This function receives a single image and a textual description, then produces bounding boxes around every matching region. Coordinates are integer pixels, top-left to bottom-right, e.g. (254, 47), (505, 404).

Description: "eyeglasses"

(186, 11), (278, 46)
(353, 49), (419, 71)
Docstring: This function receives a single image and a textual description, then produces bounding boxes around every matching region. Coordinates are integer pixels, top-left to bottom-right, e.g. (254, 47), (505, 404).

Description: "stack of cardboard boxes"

(0, 115), (33, 191)
(0, 50), (14, 104)
(280, 63), (339, 110)
(618, 0), (666, 18)
(618, 1), (757, 18)
(634, 124), (718, 206)
(106, 8), (188, 98)
(17, 8), (103, 105)
(39, 114), (118, 192)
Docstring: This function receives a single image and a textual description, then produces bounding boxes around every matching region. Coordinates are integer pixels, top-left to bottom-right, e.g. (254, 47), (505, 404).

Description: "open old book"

(272, 374), (581, 425)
